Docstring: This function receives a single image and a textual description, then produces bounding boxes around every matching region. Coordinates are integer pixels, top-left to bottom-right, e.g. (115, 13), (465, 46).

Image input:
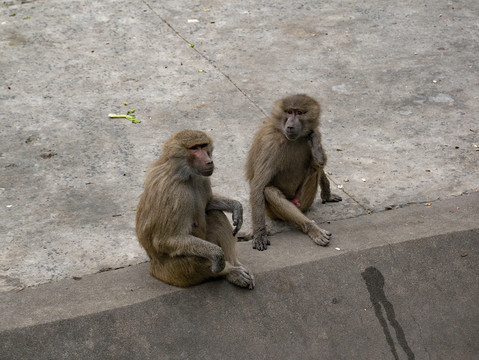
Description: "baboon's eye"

(189, 143), (208, 150)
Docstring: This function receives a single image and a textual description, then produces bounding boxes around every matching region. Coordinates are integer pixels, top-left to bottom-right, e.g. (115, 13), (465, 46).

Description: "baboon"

(246, 94), (342, 251)
(136, 130), (255, 289)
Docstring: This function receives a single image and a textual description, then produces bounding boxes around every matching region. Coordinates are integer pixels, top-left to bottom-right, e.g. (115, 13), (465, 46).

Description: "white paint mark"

(332, 84), (349, 94)
(429, 93), (454, 103)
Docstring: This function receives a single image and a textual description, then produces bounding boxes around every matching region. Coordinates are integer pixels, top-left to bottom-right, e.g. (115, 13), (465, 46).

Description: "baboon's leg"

(147, 211), (233, 287)
(206, 210), (239, 265)
(264, 185), (331, 246)
(150, 211), (254, 288)
(206, 210), (255, 289)
(149, 255), (214, 287)
(297, 167), (320, 212)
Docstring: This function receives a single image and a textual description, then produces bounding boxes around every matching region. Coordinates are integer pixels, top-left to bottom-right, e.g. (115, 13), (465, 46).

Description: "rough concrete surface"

(1, 0), (478, 290)
(0, 0), (478, 358)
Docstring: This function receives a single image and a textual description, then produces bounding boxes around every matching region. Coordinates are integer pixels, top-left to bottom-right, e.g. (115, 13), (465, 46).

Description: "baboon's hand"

(252, 232), (270, 251)
(308, 132), (325, 166)
(231, 201), (243, 236)
(321, 193), (343, 203)
(210, 251), (226, 273)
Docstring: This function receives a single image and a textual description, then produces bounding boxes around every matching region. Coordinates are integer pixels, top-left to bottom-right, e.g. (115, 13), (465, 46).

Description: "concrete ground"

(0, 0), (478, 358)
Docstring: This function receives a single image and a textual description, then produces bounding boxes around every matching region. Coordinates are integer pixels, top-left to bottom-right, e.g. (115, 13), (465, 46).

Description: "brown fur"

(245, 94), (342, 251)
(136, 130), (254, 288)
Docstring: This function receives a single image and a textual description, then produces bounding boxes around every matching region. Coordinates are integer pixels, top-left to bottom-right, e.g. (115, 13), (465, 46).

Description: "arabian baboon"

(136, 130), (255, 288)
(246, 94), (342, 251)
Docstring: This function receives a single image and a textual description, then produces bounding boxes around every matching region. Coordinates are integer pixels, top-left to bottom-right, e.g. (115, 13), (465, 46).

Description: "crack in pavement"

(141, 0), (268, 118)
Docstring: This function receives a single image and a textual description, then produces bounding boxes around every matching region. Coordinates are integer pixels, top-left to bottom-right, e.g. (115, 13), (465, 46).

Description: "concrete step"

(1, 193), (478, 359)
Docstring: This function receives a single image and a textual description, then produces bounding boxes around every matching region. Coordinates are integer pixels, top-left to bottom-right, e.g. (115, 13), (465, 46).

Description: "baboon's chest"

(189, 186), (209, 239)
(271, 142), (312, 197)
